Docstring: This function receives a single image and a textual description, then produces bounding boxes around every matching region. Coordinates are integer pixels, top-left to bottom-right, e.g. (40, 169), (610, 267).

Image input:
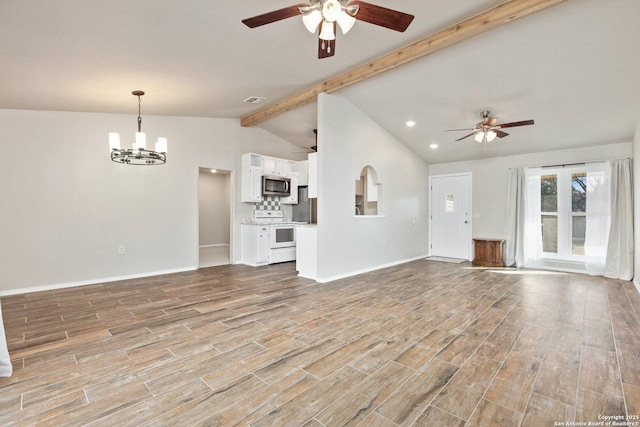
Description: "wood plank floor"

(1, 260), (639, 426)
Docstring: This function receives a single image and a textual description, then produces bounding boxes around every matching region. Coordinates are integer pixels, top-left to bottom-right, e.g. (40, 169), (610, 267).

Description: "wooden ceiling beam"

(240, 0), (568, 127)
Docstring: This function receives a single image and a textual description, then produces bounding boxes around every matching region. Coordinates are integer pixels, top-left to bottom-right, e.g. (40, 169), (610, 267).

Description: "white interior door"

(430, 174), (471, 259)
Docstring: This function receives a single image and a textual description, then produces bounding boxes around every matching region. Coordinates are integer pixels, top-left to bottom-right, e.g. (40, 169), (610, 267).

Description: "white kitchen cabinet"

(241, 165), (262, 203)
(291, 160), (308, 185)
(263, 156), (288, 176)
(308, 153), (317, 198)
(241, 224), (270, 266)
(280, 172), (299, 204)
(241, 153), (264, 203)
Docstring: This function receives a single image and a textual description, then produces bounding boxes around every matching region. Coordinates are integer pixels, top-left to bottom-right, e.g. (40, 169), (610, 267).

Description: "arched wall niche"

(355, 165), (380, 216)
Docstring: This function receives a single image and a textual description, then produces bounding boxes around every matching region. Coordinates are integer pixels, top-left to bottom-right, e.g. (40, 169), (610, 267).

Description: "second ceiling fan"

(242, 0), (414, 59)
(447, 111), (535, 147)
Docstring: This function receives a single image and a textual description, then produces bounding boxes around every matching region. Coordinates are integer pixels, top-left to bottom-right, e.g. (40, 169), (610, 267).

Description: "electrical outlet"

(118, 245), (125, 255)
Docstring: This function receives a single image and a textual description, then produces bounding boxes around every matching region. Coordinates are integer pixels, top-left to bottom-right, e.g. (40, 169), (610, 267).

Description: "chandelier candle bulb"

(155, 137), (167, 153)
(109, 132), (120, 151)
(135, 132), (146, 150)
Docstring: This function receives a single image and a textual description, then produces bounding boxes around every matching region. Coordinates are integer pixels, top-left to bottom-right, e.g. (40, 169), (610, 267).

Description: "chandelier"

(109, 91), (167, 165)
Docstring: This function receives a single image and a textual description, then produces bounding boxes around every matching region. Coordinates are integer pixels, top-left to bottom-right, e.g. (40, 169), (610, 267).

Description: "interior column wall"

(316, 93), (430, 281)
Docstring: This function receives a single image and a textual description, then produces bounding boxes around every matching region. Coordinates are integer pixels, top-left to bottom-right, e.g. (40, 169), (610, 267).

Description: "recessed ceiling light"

(406, 120), (416, 127)
(430, 143), (439, 149)
(210, 169), (217, 173)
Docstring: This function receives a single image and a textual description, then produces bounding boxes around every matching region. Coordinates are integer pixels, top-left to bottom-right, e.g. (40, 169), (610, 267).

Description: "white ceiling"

(2, 0), (639, 164)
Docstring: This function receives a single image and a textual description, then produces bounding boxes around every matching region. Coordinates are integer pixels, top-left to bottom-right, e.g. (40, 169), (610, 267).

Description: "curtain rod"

(540, 162), (586, 169)
(539, 158), (631, 169)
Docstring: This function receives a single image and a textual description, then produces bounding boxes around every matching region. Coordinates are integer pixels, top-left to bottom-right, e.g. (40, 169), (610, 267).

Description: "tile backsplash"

(255, 196), (280, 211)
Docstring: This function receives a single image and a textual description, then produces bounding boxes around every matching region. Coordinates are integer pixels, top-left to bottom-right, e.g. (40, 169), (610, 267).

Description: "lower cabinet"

(241, 224), (270, 266)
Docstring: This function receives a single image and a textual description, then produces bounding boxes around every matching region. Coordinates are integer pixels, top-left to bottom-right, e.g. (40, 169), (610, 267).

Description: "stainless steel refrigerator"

(292, 186), (316, 223)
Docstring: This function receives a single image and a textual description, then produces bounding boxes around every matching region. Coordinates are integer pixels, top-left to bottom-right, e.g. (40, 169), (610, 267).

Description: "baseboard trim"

(199, 244), (230, 248)
(0, 267), (198, 297)
(315, 254), (430, 284)
(633, 278), (640, 295)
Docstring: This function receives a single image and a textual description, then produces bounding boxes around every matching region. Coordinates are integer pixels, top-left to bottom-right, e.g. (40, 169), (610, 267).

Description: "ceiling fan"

(242, 1), (414, 59)
(293, 129), (318, 153)
(446, 111), (535, 147)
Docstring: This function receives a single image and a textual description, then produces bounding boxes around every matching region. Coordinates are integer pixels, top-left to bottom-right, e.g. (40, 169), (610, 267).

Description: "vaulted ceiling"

(2, 0), (639, 163)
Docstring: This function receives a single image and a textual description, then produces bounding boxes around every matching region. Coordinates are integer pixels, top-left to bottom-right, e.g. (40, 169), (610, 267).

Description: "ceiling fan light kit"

(302, 9), (323, 32)
(242, 0), (414, 58)
(475, 130), (497, 143)
(319, 21), (336, 41)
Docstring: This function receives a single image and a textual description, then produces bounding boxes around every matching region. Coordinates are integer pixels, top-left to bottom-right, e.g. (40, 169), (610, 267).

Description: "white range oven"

(253, 210), (303, 264)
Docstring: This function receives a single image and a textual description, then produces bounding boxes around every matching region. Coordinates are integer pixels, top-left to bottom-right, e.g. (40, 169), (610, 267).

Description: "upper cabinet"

(262, 156), (288, 177)
(292, 160), (309, 185)
(241, 154), (263, 203)
(242, 153), (309, 204)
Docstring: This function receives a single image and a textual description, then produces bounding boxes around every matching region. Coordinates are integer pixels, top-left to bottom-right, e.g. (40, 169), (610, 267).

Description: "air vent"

(243, 96), (266, 104)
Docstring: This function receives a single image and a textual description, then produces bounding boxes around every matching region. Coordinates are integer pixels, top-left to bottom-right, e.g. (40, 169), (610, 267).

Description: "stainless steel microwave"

(262, 175), (291, 196)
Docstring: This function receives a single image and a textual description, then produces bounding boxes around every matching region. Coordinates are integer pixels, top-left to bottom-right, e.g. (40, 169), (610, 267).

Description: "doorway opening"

(198, 167), (231, 267)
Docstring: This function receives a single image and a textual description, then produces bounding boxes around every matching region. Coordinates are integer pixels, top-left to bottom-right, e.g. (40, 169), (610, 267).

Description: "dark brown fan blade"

(349, 1), (414, 32)
(242, 4), (307, 28)
(456, 132), (477, 142)
(498, 119), (535, 129)
(318, 22), (337, 58)
(495, 129), (509, 138)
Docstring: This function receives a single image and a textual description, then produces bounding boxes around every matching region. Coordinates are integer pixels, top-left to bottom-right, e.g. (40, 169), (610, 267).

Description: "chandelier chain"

(137, 94), (142, 133)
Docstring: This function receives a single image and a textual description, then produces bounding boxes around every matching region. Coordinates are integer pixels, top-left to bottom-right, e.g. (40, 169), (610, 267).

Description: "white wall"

(198, 171), (230, 246)
(316, 94), (429, 281)
(429, 142), (632, 240)
(0, 109), (302, 294)
(633, 114), (640, 286)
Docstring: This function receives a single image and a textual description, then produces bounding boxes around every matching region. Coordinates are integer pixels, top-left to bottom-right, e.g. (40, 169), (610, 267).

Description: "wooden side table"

(472, 238), (505, 267)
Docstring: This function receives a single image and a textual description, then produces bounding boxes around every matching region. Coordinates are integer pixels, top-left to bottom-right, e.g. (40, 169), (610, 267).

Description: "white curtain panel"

(0, 301), (12, 377)
(584, 162), (610, 276)
(505, 168), (525, 267)
(605, 159), (634, 280)
(523, 168), (543, 268)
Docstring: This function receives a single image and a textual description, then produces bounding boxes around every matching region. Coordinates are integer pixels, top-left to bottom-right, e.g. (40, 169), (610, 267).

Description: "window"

(537, 167), (587, 260)
(571, 173), (586, 255)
